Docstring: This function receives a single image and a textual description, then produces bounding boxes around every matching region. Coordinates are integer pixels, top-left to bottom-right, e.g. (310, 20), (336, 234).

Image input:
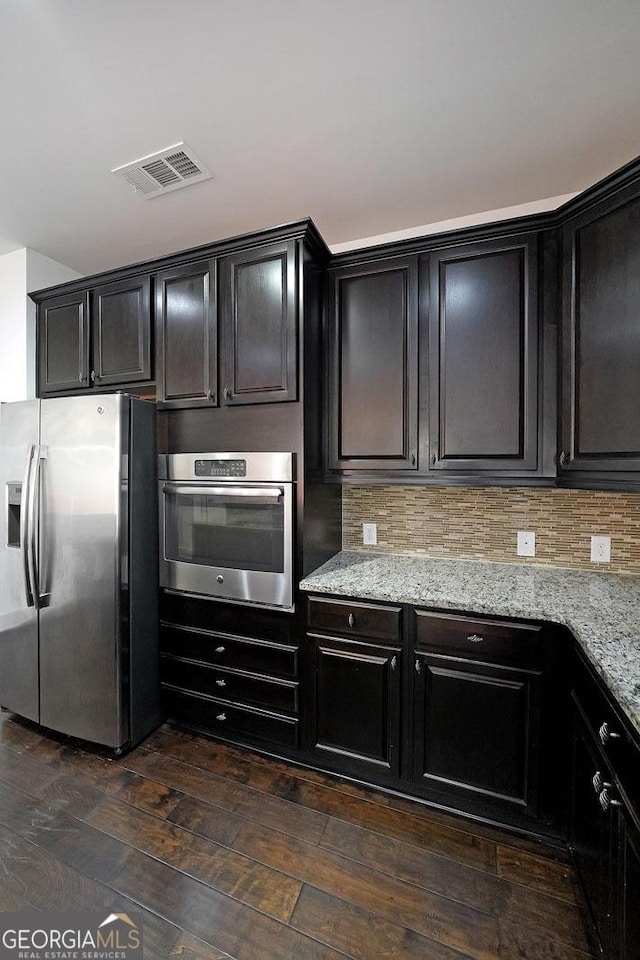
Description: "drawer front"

(162, 685), (298, 748)
(161, 655), (298, 714)
(414, 609), (543, 667)
(161, 623), (298, 678)
(308, 596), (402, 642)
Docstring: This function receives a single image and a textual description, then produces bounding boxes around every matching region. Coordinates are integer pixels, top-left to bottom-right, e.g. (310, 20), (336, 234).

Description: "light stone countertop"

(299, 550), (640, 739)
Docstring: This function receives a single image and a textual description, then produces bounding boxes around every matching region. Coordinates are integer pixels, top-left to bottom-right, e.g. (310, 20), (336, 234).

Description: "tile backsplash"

(343, 486), (640, 574)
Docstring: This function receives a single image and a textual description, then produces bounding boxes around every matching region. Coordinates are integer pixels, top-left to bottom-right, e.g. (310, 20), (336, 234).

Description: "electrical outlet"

(362, 522), (377, 546)
(517, 531), (536, 557)
(590, 535), (611, 563)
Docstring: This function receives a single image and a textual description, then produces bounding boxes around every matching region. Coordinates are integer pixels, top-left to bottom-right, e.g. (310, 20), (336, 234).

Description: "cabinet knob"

(223, 387), (232, 402)
(410, 453), (416, 466)
(598, 722), (621, 745)
(431, 453), (437, 466)
(206, 389), (214, 402)
(592, 771), (604, 794)
(90, 369), (96, 383)
(215, 678), (226, 687)
(559, 451), (569, 468)
(390, 655), (397, 671)
(415, 659), (421, 674)
(348, 613), (354, 628)
(216, 712), (227, 722)
(215, 646), (225, 654)
(598, 788), (621, 813)
(467, 634), (484, 643)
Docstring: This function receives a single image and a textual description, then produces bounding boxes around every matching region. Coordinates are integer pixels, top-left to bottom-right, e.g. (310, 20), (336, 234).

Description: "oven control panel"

(194, 458), (247, 478)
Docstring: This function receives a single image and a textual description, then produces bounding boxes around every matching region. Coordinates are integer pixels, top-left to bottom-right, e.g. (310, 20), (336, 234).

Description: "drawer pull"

(216, 712), (227, 722)
(415, 658), (421, 674)
(592, 771), (603, 794)
(215, 679), (227, 687)
(598, 722), (621, 745)
(467, 634), (484, 643)
(215, 646), (226, 654)
(598, 788), (621, 813)
(348, 613), (354, 628)
(390, 655), (397, 671)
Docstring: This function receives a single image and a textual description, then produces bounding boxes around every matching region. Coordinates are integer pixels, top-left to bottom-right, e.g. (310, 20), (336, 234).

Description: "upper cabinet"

(38, 276), (152, 396)
(155, 260), (217, 409)
(428, 233), (548, 477)
(220, 240), (298, 406)
(560, 187), (640, 484)
(38, 290), (89, 393)
(328, 256), (419, 472)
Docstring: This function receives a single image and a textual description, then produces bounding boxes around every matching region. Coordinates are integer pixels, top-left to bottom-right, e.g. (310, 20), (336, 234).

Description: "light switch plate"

(517, 531), (536, 557)
(590, 535), (611, 563)
(362, 522), (377, 546)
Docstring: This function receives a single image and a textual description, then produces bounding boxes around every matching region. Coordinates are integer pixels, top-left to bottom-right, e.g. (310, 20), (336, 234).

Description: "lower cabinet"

(305, 594), (567, 835)
(412, 651), (541, 819)
(307, 596), (402, 783)
(159, 595), (300, 752)
(569, 650), (640, 960)
(310, 635), (401, 781)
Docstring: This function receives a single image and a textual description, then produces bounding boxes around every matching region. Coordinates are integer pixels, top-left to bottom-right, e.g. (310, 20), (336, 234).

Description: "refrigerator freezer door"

(38, 394), (129, 747)
(0, 400), (40, 721)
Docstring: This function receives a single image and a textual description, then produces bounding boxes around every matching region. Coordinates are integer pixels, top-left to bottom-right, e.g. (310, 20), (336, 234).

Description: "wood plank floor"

(0, 711), (593, 960)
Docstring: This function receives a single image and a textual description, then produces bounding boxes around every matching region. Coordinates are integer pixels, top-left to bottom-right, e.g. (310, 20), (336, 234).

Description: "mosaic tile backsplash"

(342, 486), (640, 574)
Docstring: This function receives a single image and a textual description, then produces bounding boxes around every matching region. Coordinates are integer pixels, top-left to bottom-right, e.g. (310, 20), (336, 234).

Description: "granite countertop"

(300, 550), (640, 739)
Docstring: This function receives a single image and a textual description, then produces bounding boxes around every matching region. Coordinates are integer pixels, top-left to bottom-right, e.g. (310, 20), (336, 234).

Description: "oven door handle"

(162, 483), (284, 501)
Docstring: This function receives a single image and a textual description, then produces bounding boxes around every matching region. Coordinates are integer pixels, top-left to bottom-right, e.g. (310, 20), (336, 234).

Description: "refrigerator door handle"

(28, 445), (49, 611)
(20, 445), (36, 608)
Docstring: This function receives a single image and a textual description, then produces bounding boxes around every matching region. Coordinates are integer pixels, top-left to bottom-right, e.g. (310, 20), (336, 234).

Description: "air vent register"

(111, 142), (212, 199)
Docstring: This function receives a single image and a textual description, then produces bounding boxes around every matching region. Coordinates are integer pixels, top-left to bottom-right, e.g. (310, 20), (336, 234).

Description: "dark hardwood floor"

(0, 711), (593, 960)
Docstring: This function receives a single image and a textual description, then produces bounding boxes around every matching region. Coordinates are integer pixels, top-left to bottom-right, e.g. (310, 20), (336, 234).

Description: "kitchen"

(1, 2), (640, 959)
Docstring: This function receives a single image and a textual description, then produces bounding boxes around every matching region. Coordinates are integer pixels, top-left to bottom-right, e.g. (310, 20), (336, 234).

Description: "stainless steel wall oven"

(159, 452), (295, 611)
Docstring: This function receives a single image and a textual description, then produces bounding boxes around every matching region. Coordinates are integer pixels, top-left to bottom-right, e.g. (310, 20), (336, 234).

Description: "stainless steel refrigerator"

(0, 393), (160, 752)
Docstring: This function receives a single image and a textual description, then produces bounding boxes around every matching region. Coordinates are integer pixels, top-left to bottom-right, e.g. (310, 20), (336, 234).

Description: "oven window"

(164, 489), (285, 573)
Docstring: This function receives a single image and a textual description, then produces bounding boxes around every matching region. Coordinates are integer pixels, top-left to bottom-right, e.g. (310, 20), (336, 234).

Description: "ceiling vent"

(111, 142), (212, 199)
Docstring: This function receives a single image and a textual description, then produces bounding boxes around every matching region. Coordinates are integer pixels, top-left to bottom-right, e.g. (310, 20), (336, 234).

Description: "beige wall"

(343, 486), (640, 574)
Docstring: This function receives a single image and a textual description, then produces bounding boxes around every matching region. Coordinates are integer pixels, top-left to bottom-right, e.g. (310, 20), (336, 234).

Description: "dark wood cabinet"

(570, 648), (640, 960)
(328, 256), (419, 471)
(560, 188), (640, 481)
(412, 609), (542, 822)
(220, 240), (298, 405)
(91, 276), (151, 387)
(159, 595), (301, 753)
(570, 704), (616, 955)
(310, 634), (401, 781)
(38, 290), (90, 394)
(428, 234), (543, 475)
(38, 279), (152, 396)
(617, 806), (640, 960)
(155, 260), (217, 408)
(307, 595), (402, 782)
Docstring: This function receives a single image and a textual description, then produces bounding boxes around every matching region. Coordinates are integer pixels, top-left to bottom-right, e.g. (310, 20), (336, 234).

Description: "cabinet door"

(429, 235), (540, 474)
(38, 291), (90, 394)
(91, 276), (151, 387)
(413, 651), (540, 818)
(328, 257), (419, 471)
(569, 707), (615, 956)
(155, 260), (217, 408)
(560, 192), (640, 475)
(220, 240), (297, 405)
(617, 806), (640, 960)
(311, 634), (401, 781)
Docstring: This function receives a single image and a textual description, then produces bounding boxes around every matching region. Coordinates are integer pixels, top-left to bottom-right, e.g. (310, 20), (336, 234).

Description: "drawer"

(161, 654), (298, 714)
(161, 623), (298, 678)
(308, 596), (402, 642)
(162, 685), (298, 748)
(414, 609), (543, 668)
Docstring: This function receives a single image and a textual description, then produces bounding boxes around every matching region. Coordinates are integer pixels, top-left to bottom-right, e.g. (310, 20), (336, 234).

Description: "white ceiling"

(1, 0), (640, 275)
